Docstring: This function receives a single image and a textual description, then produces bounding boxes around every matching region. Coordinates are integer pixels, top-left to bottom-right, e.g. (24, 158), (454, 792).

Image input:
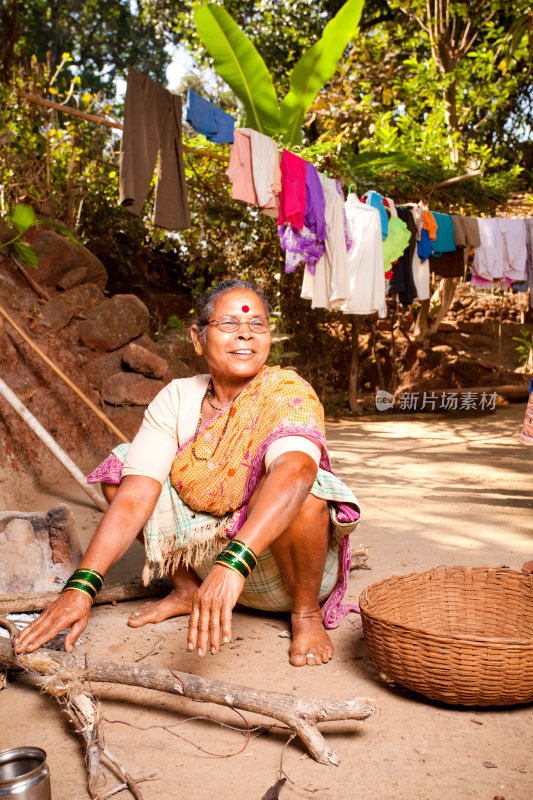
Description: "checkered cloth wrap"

(88, 444), (361, 628)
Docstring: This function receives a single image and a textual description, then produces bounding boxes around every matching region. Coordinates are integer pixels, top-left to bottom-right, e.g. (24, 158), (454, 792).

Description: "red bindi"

(241, 305), (249, 313)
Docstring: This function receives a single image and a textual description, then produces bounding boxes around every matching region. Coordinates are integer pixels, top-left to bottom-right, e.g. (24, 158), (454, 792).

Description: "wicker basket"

(359, 565), (533, 706)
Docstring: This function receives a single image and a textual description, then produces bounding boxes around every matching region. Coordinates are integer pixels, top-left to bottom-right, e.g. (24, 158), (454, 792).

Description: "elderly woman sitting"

(15, 280), (360, 667)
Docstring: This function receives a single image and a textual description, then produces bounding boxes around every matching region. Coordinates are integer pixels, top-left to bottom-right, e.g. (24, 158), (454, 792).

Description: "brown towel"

(119, 69), (191, 231)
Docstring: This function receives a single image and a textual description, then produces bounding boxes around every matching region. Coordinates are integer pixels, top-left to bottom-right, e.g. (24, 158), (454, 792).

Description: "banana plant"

(194, 0), (364, 146)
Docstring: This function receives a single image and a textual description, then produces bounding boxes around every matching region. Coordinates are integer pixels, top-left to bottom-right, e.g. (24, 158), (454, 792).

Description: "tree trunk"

(348, 316), (363, 414)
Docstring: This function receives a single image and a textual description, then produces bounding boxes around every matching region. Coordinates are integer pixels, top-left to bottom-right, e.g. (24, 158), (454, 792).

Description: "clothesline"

(17, 90), (230, 163)
(17, 82), (533, 313)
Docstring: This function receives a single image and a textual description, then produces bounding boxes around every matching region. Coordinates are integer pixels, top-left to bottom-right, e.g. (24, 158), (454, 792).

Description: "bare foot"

(521, 560), (533, 574)
(289, 609), (334, 667)
(127, 589), (194, 627)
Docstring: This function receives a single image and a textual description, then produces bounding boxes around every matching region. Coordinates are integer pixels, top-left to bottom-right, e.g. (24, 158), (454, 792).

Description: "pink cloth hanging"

(277, 149), (307, 231)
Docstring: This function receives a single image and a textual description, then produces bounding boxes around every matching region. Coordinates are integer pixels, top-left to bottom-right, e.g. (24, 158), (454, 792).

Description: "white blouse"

(122, 375), (321, 485)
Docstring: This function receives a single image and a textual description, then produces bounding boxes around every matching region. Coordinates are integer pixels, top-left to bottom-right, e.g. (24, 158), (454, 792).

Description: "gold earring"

(195, 347), (202, 356)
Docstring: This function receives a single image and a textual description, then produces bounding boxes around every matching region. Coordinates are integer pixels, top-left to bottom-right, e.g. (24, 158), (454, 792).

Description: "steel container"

(0, 747), (51, 799)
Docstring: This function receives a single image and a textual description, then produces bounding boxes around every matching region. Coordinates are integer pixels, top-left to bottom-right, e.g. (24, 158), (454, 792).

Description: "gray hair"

(193, 279), (272, 344)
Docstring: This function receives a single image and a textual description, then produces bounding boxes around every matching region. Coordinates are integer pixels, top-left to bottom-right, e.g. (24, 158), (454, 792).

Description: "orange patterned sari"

(169, 365), (327, 516)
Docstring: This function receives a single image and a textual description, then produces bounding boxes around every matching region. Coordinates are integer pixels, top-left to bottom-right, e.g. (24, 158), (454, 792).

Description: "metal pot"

(0, 747), (51, 799)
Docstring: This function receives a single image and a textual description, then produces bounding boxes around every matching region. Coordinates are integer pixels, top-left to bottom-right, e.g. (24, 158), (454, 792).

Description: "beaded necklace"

(206, 380), (222, 411)
(191, 380), (237, 462)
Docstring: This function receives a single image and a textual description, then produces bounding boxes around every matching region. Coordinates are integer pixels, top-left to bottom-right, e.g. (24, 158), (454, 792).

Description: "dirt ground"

(1, 402), (532, 800)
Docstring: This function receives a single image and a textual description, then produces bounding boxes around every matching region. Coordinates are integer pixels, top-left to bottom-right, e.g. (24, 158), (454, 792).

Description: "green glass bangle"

(225, 540), (258, 570)
(215, 556), (249, 580)
(63, 580), (97, 600)
(64, 577), (97, 595)
(62, 585), (94, 605)
(74, 567), (104, 583)
(67, 569), (103, 593)
(215, 551), (251, 579)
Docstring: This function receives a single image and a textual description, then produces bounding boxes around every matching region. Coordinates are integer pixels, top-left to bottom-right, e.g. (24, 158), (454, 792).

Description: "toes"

(289, 652), (307, 667)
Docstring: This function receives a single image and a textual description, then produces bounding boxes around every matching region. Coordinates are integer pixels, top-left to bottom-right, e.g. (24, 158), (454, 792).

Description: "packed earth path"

(1, 403), (532, 800)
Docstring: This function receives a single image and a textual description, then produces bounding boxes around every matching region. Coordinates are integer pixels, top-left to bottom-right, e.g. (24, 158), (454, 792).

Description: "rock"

(83, 350), (125, 387)
(139, 334), (195, 379)
(57, 266), (88, 290)
(29, 229), (108, 289)
(0, 519), (47, 592)
(40, 283), (105, 330)
(79, 294), (150, 351)
(0, 505), (82, 592)
(102, 372), (164, 405)
(101, 404), (145, 440)
(47, 504), (82, 566)
(122, 342), (169, 379)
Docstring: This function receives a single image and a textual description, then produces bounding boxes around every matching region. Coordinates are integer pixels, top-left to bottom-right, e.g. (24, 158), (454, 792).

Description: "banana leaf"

(194, 3), (280, 136)
(279, 0), (364, 146)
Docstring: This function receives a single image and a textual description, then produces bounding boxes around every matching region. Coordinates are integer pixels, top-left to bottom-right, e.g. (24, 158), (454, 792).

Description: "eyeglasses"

(206, 316), (270, 334)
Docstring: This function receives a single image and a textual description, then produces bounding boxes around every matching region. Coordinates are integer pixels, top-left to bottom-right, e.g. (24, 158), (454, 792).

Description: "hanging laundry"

(429, 249), (464, 278)
(277, 150), (307, 230)
(388, 206), (417, 306)
(226, 130), (259, 205)
(429, 211), (461, 277)
(278, 224), (325, 274)
(431, 212), (456, 255)
(382, 215), (411, 273)
(361, 190), (389, 238)
(452, 214), (481, 267)
(304, 163), (327, 241)
(412, 246), (430, 301)
(243, 129), (280, 209)
(277, 161), (327, 274)
(301, 176), (350, 309)
(500, 218), (527, 282)
(422, 209), (437, 240)
(119, 69), (190, 230)
(339, 192), (386, 318)
(473, 218), (506, 283)
(383, 197), (398, 217)
(186, 89), (235, 144)
(417, 228), (433, 262)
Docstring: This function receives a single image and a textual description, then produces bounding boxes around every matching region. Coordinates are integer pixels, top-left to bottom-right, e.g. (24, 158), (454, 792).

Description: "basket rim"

(359, 565), (533, 647)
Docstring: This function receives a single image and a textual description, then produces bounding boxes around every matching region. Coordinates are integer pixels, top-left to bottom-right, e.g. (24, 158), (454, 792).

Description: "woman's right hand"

(14, 590), (92, 654)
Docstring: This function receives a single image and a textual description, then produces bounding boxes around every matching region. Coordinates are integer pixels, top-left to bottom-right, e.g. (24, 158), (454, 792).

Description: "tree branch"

(0, 639), (377, 767)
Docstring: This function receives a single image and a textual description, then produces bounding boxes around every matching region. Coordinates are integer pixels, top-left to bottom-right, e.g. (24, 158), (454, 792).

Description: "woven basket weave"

(359, 565), (533, 706)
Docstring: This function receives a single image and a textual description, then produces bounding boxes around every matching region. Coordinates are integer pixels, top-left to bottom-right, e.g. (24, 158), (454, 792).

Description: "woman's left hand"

(187, 564), (245, 657)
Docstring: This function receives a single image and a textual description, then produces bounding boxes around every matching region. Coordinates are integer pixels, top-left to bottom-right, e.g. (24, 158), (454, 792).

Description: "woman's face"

(193, 289), (271, 387)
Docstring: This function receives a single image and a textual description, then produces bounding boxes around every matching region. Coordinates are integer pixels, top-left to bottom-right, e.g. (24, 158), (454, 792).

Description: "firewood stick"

(0, 578), (172, 614)
(0, 640), (377, 766)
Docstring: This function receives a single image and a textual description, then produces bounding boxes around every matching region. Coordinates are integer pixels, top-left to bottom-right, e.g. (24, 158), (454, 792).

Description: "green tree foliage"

(0, 0), (182, 92)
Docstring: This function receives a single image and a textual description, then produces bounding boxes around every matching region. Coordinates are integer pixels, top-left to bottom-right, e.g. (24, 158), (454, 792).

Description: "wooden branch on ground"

(0, 578), (172, 614)
(0, 639), (377, 766)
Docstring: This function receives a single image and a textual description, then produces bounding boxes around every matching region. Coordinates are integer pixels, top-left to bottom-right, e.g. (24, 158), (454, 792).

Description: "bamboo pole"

(17, 90), (230, 163)
(0, 377), (107, 512)
(0, 301), (129, 443)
